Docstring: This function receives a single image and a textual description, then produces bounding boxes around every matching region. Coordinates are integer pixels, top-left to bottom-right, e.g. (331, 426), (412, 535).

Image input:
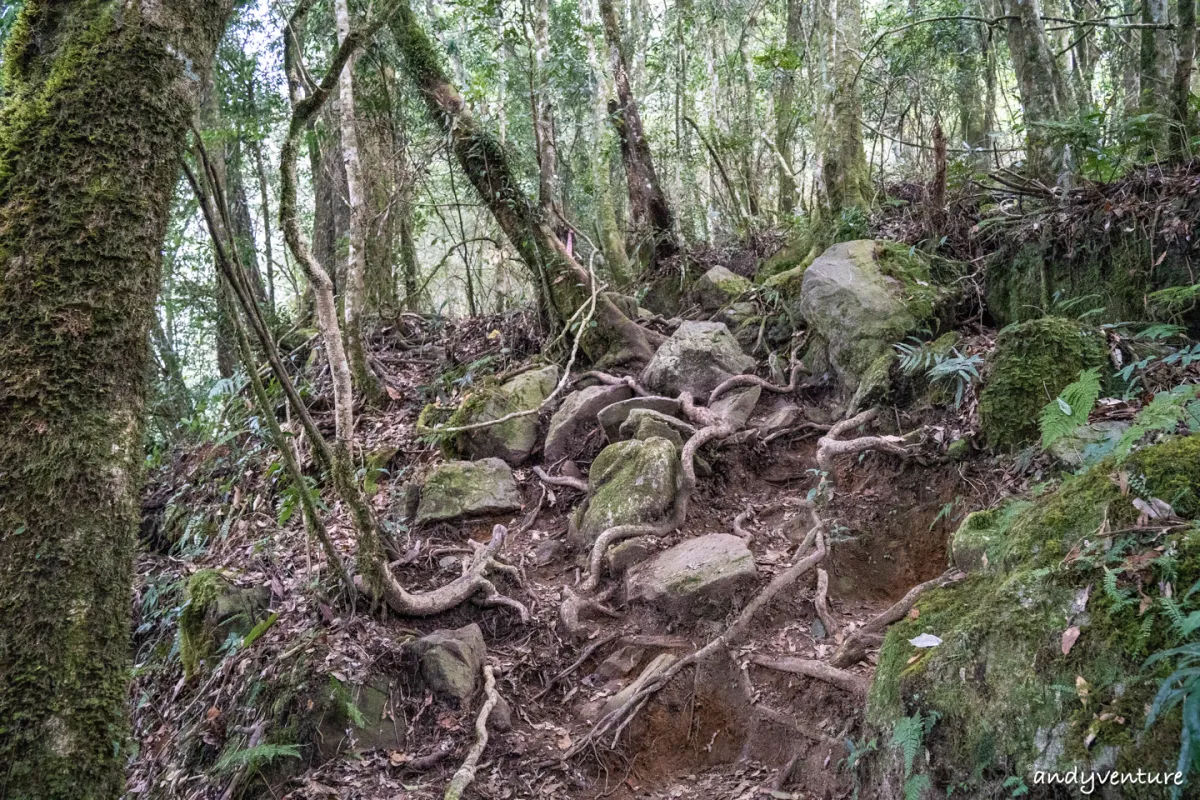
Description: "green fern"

(1115, 385), (1200, 460)
(903, 773), (931, 800)
(1039, 368), (1102, 449)
(1164, 596), (1188, 634)
(212, 741), (301, 775)
(892, 714), (924, 777)
(1103, 567), (1136, 611)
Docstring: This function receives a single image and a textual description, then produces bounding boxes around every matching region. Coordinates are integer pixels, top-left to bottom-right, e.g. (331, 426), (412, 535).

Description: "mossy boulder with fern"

(797, 240), (957, 397)
(978, 317), (1109, 450)
(867, 434), (1200, 797)
(180, 570), (270, 679)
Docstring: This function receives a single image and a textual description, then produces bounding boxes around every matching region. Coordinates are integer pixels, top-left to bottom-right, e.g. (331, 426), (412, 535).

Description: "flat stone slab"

(625, 533), (757, 617)
(416, 458), (522, 524)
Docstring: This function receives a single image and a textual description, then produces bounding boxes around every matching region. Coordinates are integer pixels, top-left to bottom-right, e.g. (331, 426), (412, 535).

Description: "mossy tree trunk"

(389, 0), (656, 363)
(1002, 0), (1074, 180)
(775, 0), (803, 217)
(0, 1), (233, 796)
(814, 0), (870, 220)
(1172, 0), (1196, 157)
(597, 0), (680, 270)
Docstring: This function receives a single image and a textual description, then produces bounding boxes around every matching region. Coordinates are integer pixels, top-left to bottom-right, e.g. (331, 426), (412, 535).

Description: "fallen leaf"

(907, 608), (919, 620)
(1061, 626), (1081, 655)
(1076, 675), (1090, 703)
(385, 384), (403, 400)
(555, 730), (572, 750)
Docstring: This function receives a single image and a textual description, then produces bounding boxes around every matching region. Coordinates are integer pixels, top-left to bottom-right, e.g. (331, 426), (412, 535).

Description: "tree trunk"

(0, 1), (233, 795)
(1140, 0), (1173, 113)
(776, 0), (803, 216)
(531, 0), (563, 222)
(334, 0), (379, 402)
(584, 0), (632, 285)
(1173, 0), (1196, 156)
(389, 0), (656, 363)
(597, 0), (679, 269)
(1002, 0), (1074, 179)
(815, 0), (870, 218)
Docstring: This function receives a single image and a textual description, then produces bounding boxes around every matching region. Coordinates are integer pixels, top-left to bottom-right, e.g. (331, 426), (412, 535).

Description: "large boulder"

(457, 365), (560, 465)
(180, 570), (271, 679)
(867, 435), (1200, 796)
(693, 266), (753, 311)
(625, 533), (757, 617)
(641, 321), (756, 399)
(597, 396), (682, 441)
(576, 437), (679, 545)
(978, 317), (1108, 450)
(416, 459), (522, 524)
(798, 240), (951, 395)
(408, 623), (487, 700)
(543, 383), (633, 463)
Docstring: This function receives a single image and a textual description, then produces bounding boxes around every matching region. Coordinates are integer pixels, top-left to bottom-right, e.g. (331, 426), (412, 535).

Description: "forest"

(6, 0), (1200, 797)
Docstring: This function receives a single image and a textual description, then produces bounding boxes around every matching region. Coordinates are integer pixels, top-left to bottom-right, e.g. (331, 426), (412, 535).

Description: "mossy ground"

(867, 437), (1200, 796)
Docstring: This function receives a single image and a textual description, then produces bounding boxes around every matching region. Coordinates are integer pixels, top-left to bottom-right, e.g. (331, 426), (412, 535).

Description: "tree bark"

(389, 0), (656, 363)
(815, 0), (870, 218)
(1173, 0), (1196, 156)
(530, 0), (563, 222)
(776, 0), (803, 216)
(334, 0), (380, 402)
(597, 0), (679, 269)
(0, 1), (233, 795)
(1002, 0), (1074, 179)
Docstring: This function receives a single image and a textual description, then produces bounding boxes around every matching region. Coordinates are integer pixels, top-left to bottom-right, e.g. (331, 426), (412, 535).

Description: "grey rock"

(641, 321), (756, 399)
(544, 383), (633, 462)
(625, 533), (757, 617)
(578, 438), (679, 545)
(709, 385), (761, 429)
(597, 396), (682, 441)
(409, 623), (487, 700)
(415, 459), (522, 525)
(1049, 420), (1130, 467)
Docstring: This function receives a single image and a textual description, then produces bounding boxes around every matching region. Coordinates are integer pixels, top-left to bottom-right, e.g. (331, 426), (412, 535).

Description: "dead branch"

(533, 631), (623, 700)
(749, 654), (868, 695)
(830, 567), (965, 667)
(444, 664), (498, 800)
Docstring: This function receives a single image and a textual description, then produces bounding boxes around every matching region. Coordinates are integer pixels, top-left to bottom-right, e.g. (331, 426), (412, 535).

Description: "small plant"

(212, 740), (301, 775)
(891, 711), (939, 799)
(841, 736), (878, 800)
(1038, 367), (1102, 449)
(894, 338), (982, 408)
(1145, 612), (1200, 798)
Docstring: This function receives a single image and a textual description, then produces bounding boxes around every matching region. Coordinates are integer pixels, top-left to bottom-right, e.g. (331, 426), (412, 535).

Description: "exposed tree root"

(564, 506), (828, 759)
(444, 664), (498, 800)
(707, 353), (807, 405)
(814, 567), (837, 638)
(830, 567), (965, 668)
(533, 466), (588, 493)
(578, 370), (649, 396)
(533, 631), (623, 700)
(749, 654), (868, 695)
(732, 505), (755, 543)
(559, 585), (621, 639)
(816, 408), (914, 476)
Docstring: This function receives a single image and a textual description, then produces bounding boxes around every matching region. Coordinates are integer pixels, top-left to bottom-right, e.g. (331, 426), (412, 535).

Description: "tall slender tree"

(0, 1), (234, 795)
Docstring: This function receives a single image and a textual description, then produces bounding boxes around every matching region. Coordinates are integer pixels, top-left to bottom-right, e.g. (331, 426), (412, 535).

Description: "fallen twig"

(749, 653), (868, 695)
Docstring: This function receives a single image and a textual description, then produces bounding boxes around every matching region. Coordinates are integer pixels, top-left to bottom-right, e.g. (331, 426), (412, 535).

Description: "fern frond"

(903, 773), (931, 800)
(1039, 368), (1101, 449)
(212, 742), (301, 774)
(891, 714), (923, 777)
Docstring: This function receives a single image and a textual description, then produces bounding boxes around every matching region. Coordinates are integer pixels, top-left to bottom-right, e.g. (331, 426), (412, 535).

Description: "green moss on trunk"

(0, 2), (233, 796)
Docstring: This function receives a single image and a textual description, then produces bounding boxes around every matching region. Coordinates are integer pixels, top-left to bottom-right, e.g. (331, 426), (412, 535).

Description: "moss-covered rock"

(597, 396), (682, 441)
(453, 365), (560, 465)
(408, 623), (486, 700)
(577, 437), (679, 545)
(180, 570), (270, 679)
(867, 437), (1200, 796)
(978, 317), (1109, 450)
(798, 240), (955, 396)
(415, 458), (522, 524)
(693, 266), (753, 311)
